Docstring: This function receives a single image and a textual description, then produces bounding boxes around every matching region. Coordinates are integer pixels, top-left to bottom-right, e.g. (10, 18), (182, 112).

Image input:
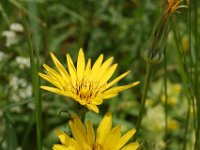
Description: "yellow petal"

(84, 58), (91, 79)
(116, 128), (136, 149)
(50, 53), (70, 80)
(43, 64), (66, 87)
(95, 57), (114, 81)
(38, 73), (63, 90)
(96, 112), (112, 144)
(91, 98), (103, 105)
(99, 64), (118, 87)
(55, 130), (73, 146)
(100, 92), (118, 99)
(43, 64), (58, 75)
(104, 125), (121, 149)
(86, 104), (99, 113)
(40, 86), (69, 96)
(77, 48), (85, 81)
(121, 142), (140, 150)
(66, 53), (77, 82)
(86, 120), (95, 146)
(105, 71), (130, 90)
(73, 114), (87, 139)
(67, 92), (79, 102)
(103, 81), (140, 96)
(52, 144), (68, 150)
(89, 54), (104, 80)
(69, 120), (88, 147)
(55, 130), (80, 149)
(52, 142), (81, 150)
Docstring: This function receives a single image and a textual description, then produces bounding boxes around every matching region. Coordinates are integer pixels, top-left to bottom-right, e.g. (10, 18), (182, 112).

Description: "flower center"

(78, 80), (95, 102)
(93, 143), (104, 150)
(79, 85), (91, 101)
(70, 79), (105, 103)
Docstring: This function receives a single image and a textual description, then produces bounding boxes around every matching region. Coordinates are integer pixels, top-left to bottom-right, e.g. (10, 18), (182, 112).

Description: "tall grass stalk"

(187, 0), (197, 134)
(22, 9), (42, 150)
(9, 0), (44, 27)
(172, 20), (195, 150)
(0, 3), (9, 25)
(193, 0), (200, 148)
(164, 46), (168, 142)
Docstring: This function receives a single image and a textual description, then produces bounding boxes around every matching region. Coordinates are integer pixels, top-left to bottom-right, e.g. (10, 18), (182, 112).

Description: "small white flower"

(10, 94), (20, 102)
(10, 23), (24, 32)
(26, 84), (32, 97)
(0, 110), (3, 118)
(15, 57), (30, 69)
(19, 84), (32, 99)
(9, 76), (19, 90)
(18, 78), (28, 88)
(0, 51), (6, 62)
(11, 106), (22, 113)
(2, 31), (18, 47)
(9, 76), (32, 102)
(142, 104), (165, 132)
(16, 147), (23, 150)
(28, 102), (35, 110)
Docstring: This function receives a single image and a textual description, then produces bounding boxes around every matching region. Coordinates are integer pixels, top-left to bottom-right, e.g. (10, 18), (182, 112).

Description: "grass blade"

(22, 8), (42, 150)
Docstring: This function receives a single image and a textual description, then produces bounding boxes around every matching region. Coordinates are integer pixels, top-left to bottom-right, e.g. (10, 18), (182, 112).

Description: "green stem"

(164, 47), (168, 140)
(22, 9), (42, 150)
(183, 105), (191, 150)
(194, 0), (200, 148)
(77, 104), (88, 123)
(135, 63), (153, 138)
(0, 3), (10, 25)
(172, 20), (194, 150)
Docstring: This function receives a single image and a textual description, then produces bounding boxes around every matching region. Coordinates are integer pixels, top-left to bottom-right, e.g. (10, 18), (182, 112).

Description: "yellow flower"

(168, 96), (177, 107)
(181, 35), (189, 54)
(52, 112), (139, 150)
(39, 48), (139, 113)
(167, 119), (179, 131)
(171, 84), (182, 95)
(161, 95), (178, 107)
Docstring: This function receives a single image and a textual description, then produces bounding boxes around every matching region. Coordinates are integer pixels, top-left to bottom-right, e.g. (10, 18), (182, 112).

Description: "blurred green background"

(0, 0), (198, 150)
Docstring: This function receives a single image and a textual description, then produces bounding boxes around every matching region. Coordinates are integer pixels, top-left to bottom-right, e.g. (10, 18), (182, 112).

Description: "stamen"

(93, 143), (104, 150)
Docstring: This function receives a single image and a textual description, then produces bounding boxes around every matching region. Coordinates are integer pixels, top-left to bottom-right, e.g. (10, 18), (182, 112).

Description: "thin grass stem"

(135, 63), (153, 138)
(193, 0), (200, 148)
(172, 20), (194, 150)
(164, 46), (168, 143)
(22, 9), (42, 150)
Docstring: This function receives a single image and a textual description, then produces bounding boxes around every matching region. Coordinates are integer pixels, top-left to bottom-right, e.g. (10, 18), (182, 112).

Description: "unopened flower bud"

(143, 49), (164, 64)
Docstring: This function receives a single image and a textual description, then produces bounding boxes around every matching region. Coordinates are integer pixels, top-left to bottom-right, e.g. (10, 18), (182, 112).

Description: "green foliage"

(0, 0), (199, 150)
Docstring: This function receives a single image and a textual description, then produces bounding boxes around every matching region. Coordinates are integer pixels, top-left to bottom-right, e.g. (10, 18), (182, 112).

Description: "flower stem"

(77, 104), (88, 123)
(135, 63), (153, 138)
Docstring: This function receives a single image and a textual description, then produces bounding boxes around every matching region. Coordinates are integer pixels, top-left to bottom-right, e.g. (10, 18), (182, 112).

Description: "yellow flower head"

(52, 112), (139, 150)
(167, 119), (179, 131)
(39, 48), (139, 113)
(181, 35), (190, 54)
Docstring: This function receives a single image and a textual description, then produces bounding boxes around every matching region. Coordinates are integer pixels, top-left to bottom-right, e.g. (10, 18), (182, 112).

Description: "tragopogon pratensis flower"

(52, 112), (139, 150)
(39, 48), (139, 113)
